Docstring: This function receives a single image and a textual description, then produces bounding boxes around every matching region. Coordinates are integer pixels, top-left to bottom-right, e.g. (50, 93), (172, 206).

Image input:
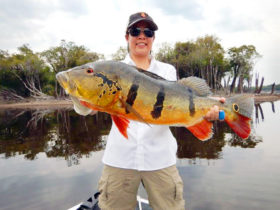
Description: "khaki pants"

(98, 165), (185, 210)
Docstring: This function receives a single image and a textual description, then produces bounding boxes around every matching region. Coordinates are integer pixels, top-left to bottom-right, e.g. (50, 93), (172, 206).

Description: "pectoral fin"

(111, 115), (130, 139)
(79, 100), (102, 111)
(187, 119), (213, 141)
(119, 97), (151, 127)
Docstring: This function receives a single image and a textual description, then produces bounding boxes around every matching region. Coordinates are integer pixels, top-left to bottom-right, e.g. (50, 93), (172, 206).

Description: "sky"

(0, 0), (279, 85)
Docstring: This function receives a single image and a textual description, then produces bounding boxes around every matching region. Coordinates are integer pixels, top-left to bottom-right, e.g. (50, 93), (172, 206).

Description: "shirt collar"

(123, 54), (156, 71)
(123, 54), (135, 65)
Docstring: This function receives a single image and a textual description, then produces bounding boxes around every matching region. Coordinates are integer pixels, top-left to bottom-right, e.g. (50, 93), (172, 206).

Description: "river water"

(0, 101), (279, 210)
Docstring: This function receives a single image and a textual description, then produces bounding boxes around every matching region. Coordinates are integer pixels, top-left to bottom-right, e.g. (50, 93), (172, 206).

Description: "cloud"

(150, 0), (203, 20)
(0, 0), (89, 52)
(215, 7), (264, 32)
(0, 0), (279, 85)
(58, 0), (88, 16)
(0, 0), (52, 20)
(0, 0), (88, 19)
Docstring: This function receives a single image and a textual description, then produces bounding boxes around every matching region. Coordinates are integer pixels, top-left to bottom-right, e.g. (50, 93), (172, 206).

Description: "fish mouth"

(56, 71), (77, 94)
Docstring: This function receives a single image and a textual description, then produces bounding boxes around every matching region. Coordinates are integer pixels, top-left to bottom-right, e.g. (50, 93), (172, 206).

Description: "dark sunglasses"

(128, 27), (155, 38)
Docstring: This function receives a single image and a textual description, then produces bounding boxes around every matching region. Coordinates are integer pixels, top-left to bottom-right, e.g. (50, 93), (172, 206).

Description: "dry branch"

(0, 88), (25, 101)
(12, 71), (54, 100)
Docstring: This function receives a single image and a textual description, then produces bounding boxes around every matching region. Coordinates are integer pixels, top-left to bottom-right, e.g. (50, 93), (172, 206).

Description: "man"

(97, 12), (223, 210)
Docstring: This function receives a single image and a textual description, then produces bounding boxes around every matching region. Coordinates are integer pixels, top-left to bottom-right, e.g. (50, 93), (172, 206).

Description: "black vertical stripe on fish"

(188, 88), (195, 116)
(125, 84), (139, 113)
(151, 86), (165, 119)
(125, 76), (140, 114)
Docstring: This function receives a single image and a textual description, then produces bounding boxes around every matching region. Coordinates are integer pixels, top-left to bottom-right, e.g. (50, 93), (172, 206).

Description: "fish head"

(223, 95), (254, 139)
(56, 62), (122, 109)
(224, 95), (254, 119)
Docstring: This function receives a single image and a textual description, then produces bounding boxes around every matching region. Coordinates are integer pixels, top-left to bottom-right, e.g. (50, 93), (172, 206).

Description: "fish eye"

(86, 68), (94, 74)
(232, 103), (239, 112)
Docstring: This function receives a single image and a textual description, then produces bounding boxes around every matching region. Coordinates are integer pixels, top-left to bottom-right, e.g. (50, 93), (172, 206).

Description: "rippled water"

(0, 101), (279, 210)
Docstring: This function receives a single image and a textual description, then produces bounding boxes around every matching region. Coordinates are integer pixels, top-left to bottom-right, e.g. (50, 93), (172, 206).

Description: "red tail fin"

(111, 115), (130, 139)
(225, 114), (251, 139)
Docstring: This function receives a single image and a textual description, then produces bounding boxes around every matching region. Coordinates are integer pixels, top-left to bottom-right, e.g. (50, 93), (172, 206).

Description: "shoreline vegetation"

(2, 39), (280, 110)
(1, 94), (279, 110)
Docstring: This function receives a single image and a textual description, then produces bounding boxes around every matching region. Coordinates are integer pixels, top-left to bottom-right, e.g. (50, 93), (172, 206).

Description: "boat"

(68, 192), (152, 210)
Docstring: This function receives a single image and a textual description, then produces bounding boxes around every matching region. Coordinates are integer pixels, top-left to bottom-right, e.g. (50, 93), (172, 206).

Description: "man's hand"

(204, 97), (226, 121)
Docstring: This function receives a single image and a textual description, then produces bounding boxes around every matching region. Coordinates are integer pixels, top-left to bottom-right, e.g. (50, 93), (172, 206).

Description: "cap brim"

(127, 19), (158, 31)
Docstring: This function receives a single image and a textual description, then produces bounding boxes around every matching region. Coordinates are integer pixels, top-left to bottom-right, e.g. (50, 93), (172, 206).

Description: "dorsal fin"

(178, 76), (212, 96)
(133, 66), (167, 81)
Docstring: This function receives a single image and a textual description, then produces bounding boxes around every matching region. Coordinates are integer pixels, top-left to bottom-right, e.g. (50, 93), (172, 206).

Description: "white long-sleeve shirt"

(102, 55), (178, 171)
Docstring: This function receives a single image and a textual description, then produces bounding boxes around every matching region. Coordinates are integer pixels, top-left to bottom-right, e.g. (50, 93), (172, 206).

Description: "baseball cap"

(126, 12), (158, 32)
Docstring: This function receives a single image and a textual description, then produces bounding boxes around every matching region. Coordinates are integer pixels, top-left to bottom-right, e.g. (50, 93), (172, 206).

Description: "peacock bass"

(56, 61), (254, 141)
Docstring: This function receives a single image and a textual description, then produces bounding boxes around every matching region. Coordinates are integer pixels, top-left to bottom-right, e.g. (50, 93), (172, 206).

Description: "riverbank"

(253, 93), (280, 103)
(0, 94), (279, 109)
(0, 99), (73, 109)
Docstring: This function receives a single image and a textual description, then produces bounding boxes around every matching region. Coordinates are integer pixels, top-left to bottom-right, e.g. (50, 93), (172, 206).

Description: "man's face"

(126, 21), (155, 58)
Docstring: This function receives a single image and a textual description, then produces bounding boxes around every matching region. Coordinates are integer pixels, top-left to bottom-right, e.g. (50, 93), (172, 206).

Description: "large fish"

(56, 61), (254, 141)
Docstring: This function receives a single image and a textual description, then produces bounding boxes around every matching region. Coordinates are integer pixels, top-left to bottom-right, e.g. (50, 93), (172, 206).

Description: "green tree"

(228, 45), (261, 93)
(0, 44), (52, 98)
(155, 43), (176, 63)
(194, 35), (226, 89)
(0, 50), (25, 98)
(41, 40), (104, 97)
(111, 46), (127, 61)
(174, 41), (197, 79)
(156, 35), (228, 90)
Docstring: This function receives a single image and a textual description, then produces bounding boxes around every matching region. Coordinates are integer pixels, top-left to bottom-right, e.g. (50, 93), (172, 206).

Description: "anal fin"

(187, 119), (213, 141)
(111, 115), (130, 139)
